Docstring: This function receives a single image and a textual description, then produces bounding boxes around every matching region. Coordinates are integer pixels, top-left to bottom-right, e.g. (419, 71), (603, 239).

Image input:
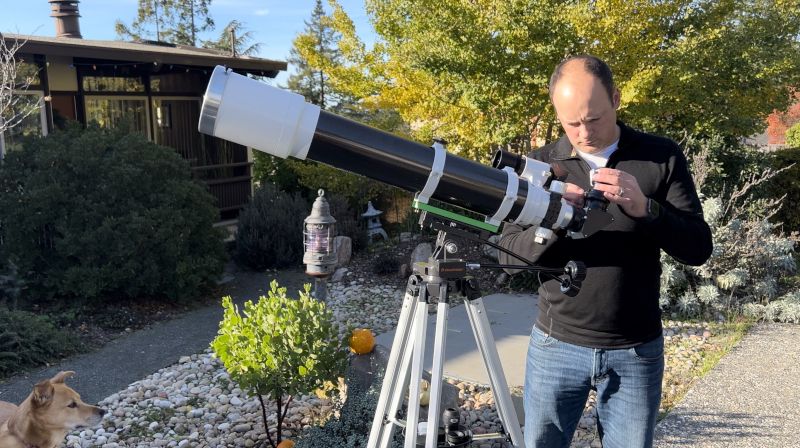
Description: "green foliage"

(202, 19), (261, 56)
(115, 0), (214, 46)
(303, 0), (800, 161)
(0, 260), (25, 310)
(211, 281), (349, 446)
(252, 153), (305, 195)
(660, 140), (799, 321)
(291, 160), (394, 213)
(285, 0), (343, 108)
(371, 253), (400, 275)
(234, 184), (308, 270)
(785, 122), (800, 148)
(766, 147), (800, 232)
(0, 308), (83, 378)
(326, 193), (368, 253)
(0, 124), (225, 304)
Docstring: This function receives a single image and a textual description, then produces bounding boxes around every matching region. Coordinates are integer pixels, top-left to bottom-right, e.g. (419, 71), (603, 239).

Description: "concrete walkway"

(0, 268), (310, 405)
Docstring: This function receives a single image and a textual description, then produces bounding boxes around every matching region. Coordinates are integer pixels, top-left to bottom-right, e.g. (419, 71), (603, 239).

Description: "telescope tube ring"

(417, 141), (447, 204)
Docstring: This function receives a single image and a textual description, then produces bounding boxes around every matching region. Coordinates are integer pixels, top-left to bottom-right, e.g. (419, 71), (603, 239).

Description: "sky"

(0, 0), (377, 85)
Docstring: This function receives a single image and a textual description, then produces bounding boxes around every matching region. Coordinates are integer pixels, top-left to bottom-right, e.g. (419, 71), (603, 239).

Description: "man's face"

(551, 68), (620, 154)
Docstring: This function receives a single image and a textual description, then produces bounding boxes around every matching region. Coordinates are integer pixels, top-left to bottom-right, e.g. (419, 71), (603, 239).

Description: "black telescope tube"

(309, 111), (526, 219)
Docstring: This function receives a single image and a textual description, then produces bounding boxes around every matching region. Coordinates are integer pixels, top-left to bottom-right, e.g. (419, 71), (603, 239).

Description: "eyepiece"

(492, 149), (524, 174)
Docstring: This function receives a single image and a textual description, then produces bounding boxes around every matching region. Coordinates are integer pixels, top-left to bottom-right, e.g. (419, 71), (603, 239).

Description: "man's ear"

(50, 371), (75, 384)
(612, 88), (621, 109)
(33, 380), (54, 406)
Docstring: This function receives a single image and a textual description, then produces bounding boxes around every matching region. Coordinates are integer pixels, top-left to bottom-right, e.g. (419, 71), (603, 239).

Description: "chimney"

(50, 0), (82, 38)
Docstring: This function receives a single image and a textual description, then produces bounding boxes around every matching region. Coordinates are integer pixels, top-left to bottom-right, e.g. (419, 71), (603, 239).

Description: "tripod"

(367, 232), (522, 448)
(367, 213), (584, 448)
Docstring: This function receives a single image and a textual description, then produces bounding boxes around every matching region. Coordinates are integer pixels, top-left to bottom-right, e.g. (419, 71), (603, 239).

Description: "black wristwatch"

(642, 198), (662, 223)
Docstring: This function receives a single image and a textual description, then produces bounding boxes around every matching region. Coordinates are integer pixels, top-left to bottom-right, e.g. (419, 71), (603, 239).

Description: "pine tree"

(284, 0), (341, 109)
(202, 20), (261, 57)
(115, 0), (214, 46)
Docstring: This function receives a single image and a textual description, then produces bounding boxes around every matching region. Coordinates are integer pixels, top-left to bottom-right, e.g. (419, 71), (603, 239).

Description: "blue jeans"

(523, 325), (664, 448)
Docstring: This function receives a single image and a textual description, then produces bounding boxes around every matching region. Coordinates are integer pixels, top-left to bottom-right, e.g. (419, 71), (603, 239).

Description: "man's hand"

(591, 168), (647, 217)
(563, 183), (586, 208)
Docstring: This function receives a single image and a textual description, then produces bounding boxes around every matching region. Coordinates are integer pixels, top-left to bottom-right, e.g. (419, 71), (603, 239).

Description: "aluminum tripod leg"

(404, 286), (430, 448)
(464, 297), (525, 447)
(424, 283), (450, 448)
(367, 283), (421, 448)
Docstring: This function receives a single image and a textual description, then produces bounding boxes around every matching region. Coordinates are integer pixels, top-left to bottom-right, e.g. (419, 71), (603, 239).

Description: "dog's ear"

(50, 370), (75, 384)
(32, 380), (54, 406)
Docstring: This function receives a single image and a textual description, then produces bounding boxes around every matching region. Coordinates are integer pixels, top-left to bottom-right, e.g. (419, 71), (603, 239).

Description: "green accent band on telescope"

(412, 200), (500, 233)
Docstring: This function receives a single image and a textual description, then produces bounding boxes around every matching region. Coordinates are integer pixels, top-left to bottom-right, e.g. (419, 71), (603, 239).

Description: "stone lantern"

(362, 201), (388, 242)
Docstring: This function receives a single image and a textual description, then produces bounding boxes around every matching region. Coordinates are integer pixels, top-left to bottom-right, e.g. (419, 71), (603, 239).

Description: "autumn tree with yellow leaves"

(296, 0), (800, 162)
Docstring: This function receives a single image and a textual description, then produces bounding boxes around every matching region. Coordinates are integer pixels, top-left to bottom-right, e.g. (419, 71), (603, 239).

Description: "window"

(0, 91), (47, 157)
(82, 76), (145, 92)
(84, 97), (149, 137)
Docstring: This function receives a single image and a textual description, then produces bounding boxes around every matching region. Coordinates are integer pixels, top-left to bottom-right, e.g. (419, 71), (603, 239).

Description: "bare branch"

(1, 32), (43, 138)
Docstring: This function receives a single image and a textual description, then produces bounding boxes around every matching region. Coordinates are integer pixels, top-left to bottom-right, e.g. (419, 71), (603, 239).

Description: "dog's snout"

(96, 407), (107, 416)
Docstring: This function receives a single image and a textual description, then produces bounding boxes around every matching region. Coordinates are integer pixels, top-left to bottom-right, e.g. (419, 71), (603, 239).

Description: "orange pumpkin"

(349, 328), (376, 354)
(277, 439), (295, 448)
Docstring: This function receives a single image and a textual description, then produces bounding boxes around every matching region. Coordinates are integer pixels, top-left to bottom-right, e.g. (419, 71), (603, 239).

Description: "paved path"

(654, 323), (800, 448)
(0, 267), (310, 405)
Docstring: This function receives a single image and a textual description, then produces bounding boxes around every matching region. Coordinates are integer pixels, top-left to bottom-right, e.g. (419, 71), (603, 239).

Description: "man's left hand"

(591, 168), (647, 218)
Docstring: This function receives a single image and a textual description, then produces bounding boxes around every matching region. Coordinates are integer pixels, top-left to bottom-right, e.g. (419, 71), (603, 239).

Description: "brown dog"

(0, 371), (105, 448)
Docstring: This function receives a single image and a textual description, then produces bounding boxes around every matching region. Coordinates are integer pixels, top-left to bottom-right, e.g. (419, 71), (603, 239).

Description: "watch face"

(648, 199), (660, 218)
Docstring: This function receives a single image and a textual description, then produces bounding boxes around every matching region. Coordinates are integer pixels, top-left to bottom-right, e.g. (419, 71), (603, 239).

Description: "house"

(1, 0), (287, 221)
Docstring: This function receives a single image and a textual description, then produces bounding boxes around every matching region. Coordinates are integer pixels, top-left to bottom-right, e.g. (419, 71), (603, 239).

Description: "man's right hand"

(563, 183), (585, 208)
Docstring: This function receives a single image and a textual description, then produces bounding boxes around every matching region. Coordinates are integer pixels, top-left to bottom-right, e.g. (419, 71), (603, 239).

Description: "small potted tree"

(212, 280), (349, 447)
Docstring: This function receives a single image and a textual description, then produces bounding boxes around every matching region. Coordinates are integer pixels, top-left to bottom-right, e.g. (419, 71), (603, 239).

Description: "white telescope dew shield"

(198, 65), (609, 240)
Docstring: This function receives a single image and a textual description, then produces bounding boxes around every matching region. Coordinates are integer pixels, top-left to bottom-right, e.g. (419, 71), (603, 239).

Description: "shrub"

(326, 193), (368, 253)
(371, 253), (400, 275)
(235, 184), (308, 270)
(0, 260), (25, 310)
(0, 124), (225, 304)
(0, 308), (83, 378)
(252, 152), (304, 194)
(280, 158), (394, 214)
(766, 147), (800, 232)
(786, 122), (800, 148)
(660, 137), (799, 321)
(211, 281), (349, 448)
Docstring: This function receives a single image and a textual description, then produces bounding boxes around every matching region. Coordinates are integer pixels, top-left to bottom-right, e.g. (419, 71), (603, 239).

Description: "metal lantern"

(303, 189), (337, 300)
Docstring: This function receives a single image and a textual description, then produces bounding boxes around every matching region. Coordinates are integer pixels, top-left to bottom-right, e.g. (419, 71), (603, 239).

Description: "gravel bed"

(58, 272), (717, 447)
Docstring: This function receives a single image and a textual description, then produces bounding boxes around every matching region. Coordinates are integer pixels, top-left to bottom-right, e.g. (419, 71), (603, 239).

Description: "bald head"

(548, 55), (621, 154)
(549, 55), (615, 103)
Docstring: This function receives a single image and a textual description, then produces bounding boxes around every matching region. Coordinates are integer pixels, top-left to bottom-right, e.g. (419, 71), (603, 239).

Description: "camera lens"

(584, 188), (609, 212)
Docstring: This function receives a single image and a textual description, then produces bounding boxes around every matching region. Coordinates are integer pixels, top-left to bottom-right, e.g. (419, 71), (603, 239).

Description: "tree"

(202, 20), (261, 56)
(286, 0), (343, 109)
(786, 122), (800, 148)
(0, 33), (42, 151)
(769, 92), (800, 145)
(304, 0), (800, 162)
(116, 0), (214, 46)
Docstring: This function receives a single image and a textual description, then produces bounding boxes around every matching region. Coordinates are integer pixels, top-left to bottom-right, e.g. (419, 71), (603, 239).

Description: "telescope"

(198, 66), (615, 448)
(198, 66), (611, 243)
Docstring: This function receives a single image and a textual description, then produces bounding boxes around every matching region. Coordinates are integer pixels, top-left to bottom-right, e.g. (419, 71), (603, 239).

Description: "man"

(499, 55), (712, 448)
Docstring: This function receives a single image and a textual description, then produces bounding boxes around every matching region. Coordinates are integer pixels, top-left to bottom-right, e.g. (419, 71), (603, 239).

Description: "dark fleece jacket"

(499, 122), (712, 348)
